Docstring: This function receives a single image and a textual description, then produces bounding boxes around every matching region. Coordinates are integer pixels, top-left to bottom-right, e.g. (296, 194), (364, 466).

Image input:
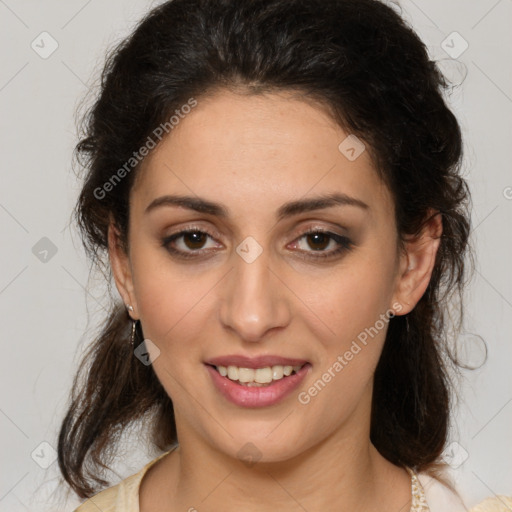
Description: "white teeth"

(272, 365), (284, 380)
(227, 366), (238, 380)
(215, 364), (303, 384)
(255, 367), (273, 383)
(238, 367), (254, 383)
(283, 365), (293, 376)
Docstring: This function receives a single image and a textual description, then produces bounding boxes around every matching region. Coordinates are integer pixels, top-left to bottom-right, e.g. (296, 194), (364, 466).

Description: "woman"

(57, 0), (509, 510)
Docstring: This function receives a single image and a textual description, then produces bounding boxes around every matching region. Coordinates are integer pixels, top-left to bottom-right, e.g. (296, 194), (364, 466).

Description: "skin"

(109, 89), (442, 512)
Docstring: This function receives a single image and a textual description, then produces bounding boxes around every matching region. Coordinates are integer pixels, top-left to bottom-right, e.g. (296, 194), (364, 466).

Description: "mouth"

(204, 357), (311, 407)
(206, 363), (306, 387)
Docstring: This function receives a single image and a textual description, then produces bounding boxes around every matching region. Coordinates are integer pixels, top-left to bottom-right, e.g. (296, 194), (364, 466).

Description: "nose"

(219, 247), (291, 342)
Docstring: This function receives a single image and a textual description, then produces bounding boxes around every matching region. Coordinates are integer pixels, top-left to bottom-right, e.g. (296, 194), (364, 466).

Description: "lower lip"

(205, 364), (311, 408)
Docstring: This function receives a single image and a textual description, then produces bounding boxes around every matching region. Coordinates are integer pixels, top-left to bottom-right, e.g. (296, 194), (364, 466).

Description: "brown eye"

(291, 229), (353, 260)
(305, 232), (331, 251)
(182, 231), (208, 249)
(162, 228), (221, 259)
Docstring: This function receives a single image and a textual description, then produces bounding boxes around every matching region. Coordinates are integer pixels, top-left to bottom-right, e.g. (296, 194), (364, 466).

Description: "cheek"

(293, 257), (397, 345)
(131, 260), (216, 403)
(294, 266), (396, 429)
(129, 244), (208, 347)
(135, 274), (212, 348)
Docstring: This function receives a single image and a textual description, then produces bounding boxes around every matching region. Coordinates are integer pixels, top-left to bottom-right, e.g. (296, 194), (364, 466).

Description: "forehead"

(132, 90), (393, 221)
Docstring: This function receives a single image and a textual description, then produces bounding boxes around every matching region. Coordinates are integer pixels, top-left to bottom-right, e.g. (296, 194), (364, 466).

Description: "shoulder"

(416, 472), (468, 511)
(469, 496), (512, 512)
(72, 482), (124, 512)
(72, 471), (144, 512)
(417, 472), (512, 512)
(72, 450), (173, 512)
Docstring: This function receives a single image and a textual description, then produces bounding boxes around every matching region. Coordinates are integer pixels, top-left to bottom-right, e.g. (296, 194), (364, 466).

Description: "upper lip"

(205, 355), (309, 369)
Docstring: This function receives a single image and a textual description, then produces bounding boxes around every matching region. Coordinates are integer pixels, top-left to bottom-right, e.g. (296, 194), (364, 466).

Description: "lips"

(206, 364), (311, 407)
(204, 354), (309, 369)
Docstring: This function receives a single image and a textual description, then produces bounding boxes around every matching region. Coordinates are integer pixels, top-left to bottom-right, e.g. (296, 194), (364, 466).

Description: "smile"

(205, 362), (311, 407)
(213, 364), (304, 386)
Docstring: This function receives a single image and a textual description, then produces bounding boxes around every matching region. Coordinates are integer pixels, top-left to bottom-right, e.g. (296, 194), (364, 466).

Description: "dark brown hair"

(58, 0), (473, 499)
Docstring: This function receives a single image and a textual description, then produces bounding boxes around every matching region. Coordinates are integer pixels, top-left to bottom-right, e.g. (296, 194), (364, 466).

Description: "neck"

(164, 413), (410, 511)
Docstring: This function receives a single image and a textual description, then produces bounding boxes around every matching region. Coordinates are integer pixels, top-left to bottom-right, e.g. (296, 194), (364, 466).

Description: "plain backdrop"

(0, 0), (511, 510)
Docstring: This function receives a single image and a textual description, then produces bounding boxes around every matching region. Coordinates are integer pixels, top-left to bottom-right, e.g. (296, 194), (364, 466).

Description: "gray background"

(0, 0), (511, 510)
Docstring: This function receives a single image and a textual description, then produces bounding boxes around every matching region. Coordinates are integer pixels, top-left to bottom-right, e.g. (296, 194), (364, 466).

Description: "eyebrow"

(144, 192), (369, 220)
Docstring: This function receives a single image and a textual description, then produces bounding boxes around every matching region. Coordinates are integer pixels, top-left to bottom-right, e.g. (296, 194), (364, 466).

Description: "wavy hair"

(58, 0), (473, 498)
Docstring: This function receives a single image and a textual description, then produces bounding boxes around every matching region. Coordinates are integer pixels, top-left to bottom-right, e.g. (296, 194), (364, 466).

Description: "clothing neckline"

(406, 467), (430, 511)
(133, 449), (428, 511)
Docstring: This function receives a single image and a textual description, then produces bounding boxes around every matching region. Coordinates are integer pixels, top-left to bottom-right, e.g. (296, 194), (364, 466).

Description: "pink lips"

(204, 355), (311, 408)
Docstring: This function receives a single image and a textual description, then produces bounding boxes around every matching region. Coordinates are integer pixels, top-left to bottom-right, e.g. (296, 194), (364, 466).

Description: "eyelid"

(161, 223), (353, 260)
(164, 223), (222, 241)
(290, 222), (348, 238)
(288, 227), (352, 257)
(163, 224), (341, 243)
(160, 224), (224, 258)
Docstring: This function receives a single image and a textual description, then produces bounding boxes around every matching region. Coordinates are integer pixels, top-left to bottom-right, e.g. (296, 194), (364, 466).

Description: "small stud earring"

(126, 304), (134, 312)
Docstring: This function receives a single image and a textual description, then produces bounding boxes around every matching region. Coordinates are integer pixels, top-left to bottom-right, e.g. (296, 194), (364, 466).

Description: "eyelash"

(161, 226), (353, 261)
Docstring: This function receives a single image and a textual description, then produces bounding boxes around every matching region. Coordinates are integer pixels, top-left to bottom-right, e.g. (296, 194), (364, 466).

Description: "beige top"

(73, 450), (511, 512)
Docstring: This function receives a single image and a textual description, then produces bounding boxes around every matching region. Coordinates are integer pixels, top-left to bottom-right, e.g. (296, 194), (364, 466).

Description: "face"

(110, 89), (438, 463)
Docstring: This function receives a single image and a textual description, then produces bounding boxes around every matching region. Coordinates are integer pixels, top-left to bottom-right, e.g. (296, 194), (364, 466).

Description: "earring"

(130, 319), (137, 346)
(126, 303), (134, 312)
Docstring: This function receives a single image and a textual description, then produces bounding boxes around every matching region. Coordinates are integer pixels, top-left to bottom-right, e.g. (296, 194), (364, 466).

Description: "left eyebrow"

(275, 192), (369, 221)
(144, 192), (369, 219)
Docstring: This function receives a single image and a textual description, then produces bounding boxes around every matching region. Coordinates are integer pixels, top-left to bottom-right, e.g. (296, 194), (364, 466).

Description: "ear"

(391, 210), (443, 315)
(108, 217), (139, 319)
